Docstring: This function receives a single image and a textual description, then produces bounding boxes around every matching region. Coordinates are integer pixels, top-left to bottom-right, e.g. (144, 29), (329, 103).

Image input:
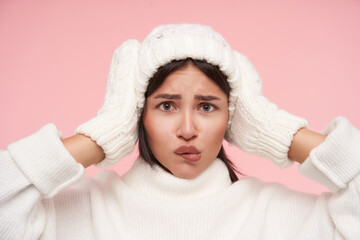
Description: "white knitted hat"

(135, 24), (241, 126)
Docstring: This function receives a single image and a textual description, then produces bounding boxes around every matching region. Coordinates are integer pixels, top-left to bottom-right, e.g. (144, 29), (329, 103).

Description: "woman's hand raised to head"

(226, 51), (310, 168)
(74, 40), (141, 168)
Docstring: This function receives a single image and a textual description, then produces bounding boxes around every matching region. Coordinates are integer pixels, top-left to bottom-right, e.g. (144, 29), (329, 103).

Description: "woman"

(1, 24), (359, 239)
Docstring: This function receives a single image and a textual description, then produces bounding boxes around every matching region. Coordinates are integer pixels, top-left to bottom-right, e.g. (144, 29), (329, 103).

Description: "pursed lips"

(174, 145), (202, 162)
(174, 145), (200, 155)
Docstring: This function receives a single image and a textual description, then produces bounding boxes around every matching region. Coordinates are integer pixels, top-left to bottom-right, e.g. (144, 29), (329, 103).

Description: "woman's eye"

(200, 104), (215, 112)
(159, 102), (174, 111)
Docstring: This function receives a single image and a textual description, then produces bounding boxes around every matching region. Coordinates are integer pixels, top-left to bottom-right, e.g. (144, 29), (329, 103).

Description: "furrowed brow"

(194, 95), (220, 101)
(154, 94), (181, 99)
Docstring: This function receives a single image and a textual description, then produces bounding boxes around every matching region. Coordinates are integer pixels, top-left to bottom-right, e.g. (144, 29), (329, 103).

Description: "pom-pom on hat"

(135, 24), (241, 126)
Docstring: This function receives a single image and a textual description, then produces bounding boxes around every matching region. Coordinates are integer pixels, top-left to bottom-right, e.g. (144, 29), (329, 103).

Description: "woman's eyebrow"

(153, 94), (221, 101)
(154, 94), (181, 99)
(194, 95), (220, 101)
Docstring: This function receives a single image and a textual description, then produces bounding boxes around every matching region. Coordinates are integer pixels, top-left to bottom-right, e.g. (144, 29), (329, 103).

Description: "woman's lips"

(178, 153), (202, 162)
(174, 145), (201, 162)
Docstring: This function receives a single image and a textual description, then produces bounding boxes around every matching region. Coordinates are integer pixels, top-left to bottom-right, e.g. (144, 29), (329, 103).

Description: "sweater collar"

(122, 158), (232, 200)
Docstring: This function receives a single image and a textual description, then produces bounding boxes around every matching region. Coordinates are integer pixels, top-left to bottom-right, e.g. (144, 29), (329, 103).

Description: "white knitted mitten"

(75, 40), (140, 168)
(225, 51), (309, 168)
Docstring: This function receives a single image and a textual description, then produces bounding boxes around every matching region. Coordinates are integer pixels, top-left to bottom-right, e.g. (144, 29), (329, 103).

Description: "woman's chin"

(170, 166), (201, 179)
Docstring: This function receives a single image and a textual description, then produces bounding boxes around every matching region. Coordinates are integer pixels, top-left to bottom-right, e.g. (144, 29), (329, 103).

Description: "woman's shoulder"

(231, 176), (325, 203)
(54, 169), (124, 198)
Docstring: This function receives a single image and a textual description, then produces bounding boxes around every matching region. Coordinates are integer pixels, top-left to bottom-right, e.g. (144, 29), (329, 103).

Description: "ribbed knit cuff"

(258, 109), (309, 168)
(75, 111), (137, 168)
(0, 150), (32, 199)
(8, 124), (84, 198)
(94, 133), (136, 168)
(298, 117), (360, 192)
(228, 98), (309, 168)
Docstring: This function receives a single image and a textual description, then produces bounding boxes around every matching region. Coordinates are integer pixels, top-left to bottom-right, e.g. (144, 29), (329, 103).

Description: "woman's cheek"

(153, 115), (175, 141)
(202, 116), (227, 142)
(200, 113), (227, 130)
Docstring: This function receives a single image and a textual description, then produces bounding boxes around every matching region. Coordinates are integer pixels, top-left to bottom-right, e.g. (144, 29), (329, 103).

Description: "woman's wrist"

(62, 134), (105, 168)
(288, 128), (326, 164)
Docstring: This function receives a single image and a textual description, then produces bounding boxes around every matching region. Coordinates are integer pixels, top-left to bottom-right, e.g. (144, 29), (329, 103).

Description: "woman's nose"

(176, 110), (198, 141)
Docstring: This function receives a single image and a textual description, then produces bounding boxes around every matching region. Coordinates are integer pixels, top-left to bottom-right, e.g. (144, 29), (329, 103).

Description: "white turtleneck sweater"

(0, 116), (359, 239)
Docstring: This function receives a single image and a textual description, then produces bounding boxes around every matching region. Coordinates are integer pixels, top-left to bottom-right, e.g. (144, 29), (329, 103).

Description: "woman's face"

(143, 62), (229, 179)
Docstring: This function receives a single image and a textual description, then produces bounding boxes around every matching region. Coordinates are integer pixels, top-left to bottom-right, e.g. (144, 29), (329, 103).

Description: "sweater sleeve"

(0, 124), (84, 239)
(298, 116), (360, 239)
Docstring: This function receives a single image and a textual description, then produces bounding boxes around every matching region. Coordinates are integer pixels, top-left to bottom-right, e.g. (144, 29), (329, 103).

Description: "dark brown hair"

(137, 58), (242, 183)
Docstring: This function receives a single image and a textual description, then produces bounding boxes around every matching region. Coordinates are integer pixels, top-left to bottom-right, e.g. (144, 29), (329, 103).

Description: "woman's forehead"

(151, 64), (226, 97)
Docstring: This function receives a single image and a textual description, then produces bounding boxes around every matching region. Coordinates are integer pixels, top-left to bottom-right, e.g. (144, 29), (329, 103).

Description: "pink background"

(1, 0), (359, 195)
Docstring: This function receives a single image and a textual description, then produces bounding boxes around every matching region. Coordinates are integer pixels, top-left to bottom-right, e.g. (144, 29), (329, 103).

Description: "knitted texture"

(75, 40), (140, 168)
(225, 51), (309, 168)
(7, 124), (84, 198)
